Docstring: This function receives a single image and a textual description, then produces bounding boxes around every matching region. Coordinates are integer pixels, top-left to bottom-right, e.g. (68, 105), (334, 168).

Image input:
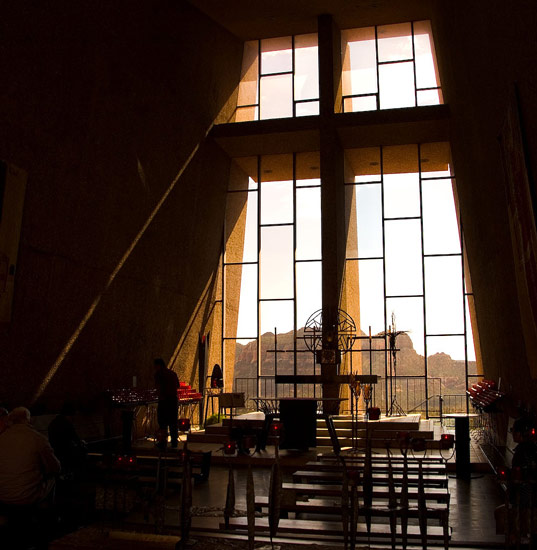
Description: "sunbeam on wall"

(32, 123), (215, 404)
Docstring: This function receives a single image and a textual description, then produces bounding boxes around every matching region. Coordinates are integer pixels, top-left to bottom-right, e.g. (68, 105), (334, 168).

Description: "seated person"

(0, 407), (61, 507)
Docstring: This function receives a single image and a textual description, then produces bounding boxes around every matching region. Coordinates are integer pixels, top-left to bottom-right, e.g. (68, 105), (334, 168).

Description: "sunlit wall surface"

(341, 20), (443, 112)
(233, 35), (320, 122)
(223, 153), (322, 399)
(345, 142), (481, 414)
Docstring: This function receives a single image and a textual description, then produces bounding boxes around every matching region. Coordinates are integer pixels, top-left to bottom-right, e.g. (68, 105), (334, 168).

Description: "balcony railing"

(234, 375), (471, 419)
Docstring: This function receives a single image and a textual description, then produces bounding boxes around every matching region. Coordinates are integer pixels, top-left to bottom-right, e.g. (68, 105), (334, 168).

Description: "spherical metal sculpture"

(303, 308), (356, 355)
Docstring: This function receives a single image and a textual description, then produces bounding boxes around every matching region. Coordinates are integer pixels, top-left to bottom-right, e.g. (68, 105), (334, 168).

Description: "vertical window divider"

(411, 21), (418, 107)
(257, 156), (262, 398)
(293, 153), (298, 398)
(220, 229), (225, 387)
(374, 26), (381, 110)
(460, 218), (470, 414)
(292, 35), (296, 118)
(257, 40), (261, 121)
(418, 143), (429, 417)
(380, 146), (389, 414)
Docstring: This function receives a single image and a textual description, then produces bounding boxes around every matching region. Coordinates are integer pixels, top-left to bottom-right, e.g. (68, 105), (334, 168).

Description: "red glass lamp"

(178, 418), (191, 432)
(440, 433), (454, 449)
(224, 440), (236, 455)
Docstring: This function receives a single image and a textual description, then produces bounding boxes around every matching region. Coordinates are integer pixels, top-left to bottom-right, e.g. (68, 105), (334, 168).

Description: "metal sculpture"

(380, 313), (408, 417)
(303, 308), (356, 354)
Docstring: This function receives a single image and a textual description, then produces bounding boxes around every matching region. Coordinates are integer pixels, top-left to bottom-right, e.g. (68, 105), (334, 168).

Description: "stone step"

(281, 482), (450, 502)
(316, 428), (435, 439)
(292, 469), (448, 487)
(306, 459), (447, 474)
(222, 516), (448, 541)
(316, 436), (442, 449)
(255, 495), (449, 518)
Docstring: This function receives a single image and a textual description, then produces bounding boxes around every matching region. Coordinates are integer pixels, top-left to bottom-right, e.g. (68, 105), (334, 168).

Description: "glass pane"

(345, 147), (381, 183)
(417, 88), (443, 106)
(427, 336), (467, 395)
(238, 41), (259, 107)
(422, 178), (461, 255)
(260, 226), (293, 299)
(227, 339), (257, 396)
(225, 190), (257, 263)
(261, 36), (292, 75)
(413, 20), (440, 89)
(295, 33), (319, 100)
(296, 101), (319, 117)
(341, 27), (377, 97)
(296, 332), (318, 376)
(377, 23), (413, 62)
(384, 172), (420, 218)
(427, 334), (466, 360)
(260, 74), (293, 119)
(260, 300), (294, 376)
(424, 256), (465, 335)
(296, 261), (322, 330)
(358, 259), (385, 335)
(261, 180), (293, 225)
(343, 95), (377, 112)
(296, 187), (321, 260)
(385, 219), (423, 296)
(235, 106), (258, 122)
(225, 264), (257, 338)
(353, 184), (383, 258)
(379, 62), (415, 109)
(386, 296), (425, 359)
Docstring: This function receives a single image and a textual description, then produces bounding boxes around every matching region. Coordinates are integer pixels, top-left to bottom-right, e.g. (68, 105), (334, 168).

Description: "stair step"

(222, 516), (448, 540)
(306, 460), (447, 474)
(316, 428), (435, 439)
(282, 482), (450, 501)
(292, 469), (447, 487)
(255, 495), (449, 516)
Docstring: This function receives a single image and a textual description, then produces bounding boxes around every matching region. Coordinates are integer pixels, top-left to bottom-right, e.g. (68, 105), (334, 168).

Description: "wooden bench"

(292, 469), (448, 487)
(307, 459), (447, 474)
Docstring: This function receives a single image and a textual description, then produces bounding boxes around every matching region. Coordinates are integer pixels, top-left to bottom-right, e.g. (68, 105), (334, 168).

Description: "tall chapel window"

(341, 21), (443, 112)
(233, 34), (320, 122)
(222, 20), (481, 415)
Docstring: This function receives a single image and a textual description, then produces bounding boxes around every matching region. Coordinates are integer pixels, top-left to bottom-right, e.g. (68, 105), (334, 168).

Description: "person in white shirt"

(0, 407), (61, 506)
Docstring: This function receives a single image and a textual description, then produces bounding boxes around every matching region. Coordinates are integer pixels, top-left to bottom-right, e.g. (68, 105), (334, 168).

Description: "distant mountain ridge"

(233, 328), (477, 395)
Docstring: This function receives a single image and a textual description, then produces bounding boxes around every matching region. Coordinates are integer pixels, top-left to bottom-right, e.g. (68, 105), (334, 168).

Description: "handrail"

(407, 393), (442, 414)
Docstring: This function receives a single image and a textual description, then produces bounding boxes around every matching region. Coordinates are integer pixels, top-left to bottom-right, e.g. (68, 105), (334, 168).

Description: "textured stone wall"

(431, 1), (537, 414)
(0, 1), (242, 409)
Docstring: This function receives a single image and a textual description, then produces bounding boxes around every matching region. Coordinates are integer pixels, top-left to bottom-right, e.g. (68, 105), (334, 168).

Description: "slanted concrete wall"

(432, 1), (537, 415)
(0, 1), (243, 409)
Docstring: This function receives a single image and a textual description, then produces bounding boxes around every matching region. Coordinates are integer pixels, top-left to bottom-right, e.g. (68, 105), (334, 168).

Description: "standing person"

(154, 358), (179, 449)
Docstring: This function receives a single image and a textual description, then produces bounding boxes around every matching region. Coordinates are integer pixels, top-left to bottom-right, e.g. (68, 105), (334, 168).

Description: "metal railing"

(234, 375), (470, 418)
